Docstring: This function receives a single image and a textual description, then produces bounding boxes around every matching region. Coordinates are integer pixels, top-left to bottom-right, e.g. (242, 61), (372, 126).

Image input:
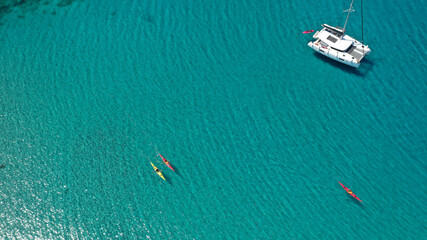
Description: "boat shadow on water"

(313, 52), (374, 77)
(162, 168), (180, 185)
(165, 178), (174, 186)
(172, 167), (181, 176)
(346, 196), (365, 208)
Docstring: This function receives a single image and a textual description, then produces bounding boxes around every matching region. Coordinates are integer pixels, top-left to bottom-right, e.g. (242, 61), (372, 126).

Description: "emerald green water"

(0, 0), (425, 239)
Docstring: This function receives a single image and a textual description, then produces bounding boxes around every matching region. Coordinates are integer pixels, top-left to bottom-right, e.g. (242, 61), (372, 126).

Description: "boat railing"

(313, 31), (320, 38)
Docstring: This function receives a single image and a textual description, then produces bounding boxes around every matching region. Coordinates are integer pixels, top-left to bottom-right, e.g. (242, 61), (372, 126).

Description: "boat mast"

(342, 0), (355, 33)
(361, 0), (364, 43)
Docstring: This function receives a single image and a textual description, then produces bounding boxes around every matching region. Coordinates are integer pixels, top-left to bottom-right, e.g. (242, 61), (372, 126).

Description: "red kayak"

(159, 153), (175, 171)
(338, 181), (362, 202)
(303, 30), (314, 34)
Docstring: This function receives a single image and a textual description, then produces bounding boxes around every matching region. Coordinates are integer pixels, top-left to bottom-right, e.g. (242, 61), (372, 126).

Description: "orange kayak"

(159, 153), (175, 171)
(338, 181), (362, 202)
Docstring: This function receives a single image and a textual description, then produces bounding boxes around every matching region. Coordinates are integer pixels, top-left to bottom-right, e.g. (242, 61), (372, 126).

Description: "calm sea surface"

(0, 0), (426, 239)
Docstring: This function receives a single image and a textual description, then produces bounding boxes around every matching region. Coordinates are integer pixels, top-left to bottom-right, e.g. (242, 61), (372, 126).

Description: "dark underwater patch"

(57, 0), (75, 7)
(0, 0), (80, 22)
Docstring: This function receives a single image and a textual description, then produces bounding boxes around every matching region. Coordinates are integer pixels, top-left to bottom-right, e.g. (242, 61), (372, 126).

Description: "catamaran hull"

(308, 41), (361, 68)
(308, 24), (371, 68)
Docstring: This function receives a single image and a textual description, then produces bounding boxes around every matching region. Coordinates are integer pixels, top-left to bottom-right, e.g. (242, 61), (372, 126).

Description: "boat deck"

(324, 27), (343, 38)
(346, 46), (364, 61)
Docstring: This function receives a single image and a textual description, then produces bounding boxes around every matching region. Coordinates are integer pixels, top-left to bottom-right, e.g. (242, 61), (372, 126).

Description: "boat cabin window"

(327, 35), (338, 43)
(324, 28), (342, 38)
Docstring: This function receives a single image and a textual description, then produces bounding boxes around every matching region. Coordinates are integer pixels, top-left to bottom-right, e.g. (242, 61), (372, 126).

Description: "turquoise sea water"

(0, 0), (426, 239)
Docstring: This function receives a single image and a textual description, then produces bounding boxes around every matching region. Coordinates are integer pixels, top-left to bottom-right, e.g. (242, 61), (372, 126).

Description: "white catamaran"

(308, 0), (371, 68)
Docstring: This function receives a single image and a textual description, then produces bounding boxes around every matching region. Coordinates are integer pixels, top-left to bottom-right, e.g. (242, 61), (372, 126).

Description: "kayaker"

(156, 168), (161, 173)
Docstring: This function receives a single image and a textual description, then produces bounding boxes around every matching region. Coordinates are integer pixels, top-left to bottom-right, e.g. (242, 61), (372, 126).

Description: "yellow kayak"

(151, 162), (166, 181)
